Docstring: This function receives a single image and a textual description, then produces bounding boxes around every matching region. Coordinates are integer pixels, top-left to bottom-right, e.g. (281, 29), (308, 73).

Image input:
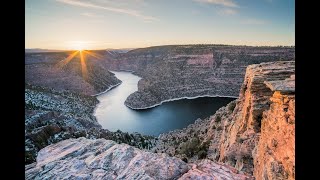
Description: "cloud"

(218, 8), (237, 15)
(56, 0), (158, 22)
(241, 19), (268, 25)
(81, 12), (101, 18)
(194, 0), (238, 8)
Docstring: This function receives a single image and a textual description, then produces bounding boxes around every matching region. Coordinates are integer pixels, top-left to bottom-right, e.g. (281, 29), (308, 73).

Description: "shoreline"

(91, 82), (122, 96)
(125, 94), (238, 110)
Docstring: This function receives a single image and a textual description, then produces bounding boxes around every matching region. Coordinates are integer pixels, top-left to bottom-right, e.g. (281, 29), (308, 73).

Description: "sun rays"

(55, 50), (103, 80)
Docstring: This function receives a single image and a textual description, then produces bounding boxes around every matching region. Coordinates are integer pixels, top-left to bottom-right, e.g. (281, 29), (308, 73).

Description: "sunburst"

(55, 50), (103, 80)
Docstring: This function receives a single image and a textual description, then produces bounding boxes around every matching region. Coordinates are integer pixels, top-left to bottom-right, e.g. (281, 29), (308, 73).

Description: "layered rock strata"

(152, 61), (295, 178)
(253, 75), (295, 180)
(101, 45), (295, 109)
(25, 138), (253, 179)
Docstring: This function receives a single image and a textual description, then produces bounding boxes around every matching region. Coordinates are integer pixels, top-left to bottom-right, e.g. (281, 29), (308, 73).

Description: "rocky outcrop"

(180, 159), (253, 180)
(152, 61), (295, 178)
(100, 45), (295, 109)
(26, 138), (253, 179)
(253, 75), (295, 180)
(214, 61), (295, 175)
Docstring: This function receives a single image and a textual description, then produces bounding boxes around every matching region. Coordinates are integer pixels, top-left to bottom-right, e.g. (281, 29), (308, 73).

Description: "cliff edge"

(152, 61), (295, 179)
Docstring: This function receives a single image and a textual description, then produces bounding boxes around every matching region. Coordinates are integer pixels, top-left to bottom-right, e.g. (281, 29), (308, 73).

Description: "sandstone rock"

(179, 159), (254, 180)
(215, 61), (295, 175)
(253, 78), (295, 180)
(26, 138), (253, 180)
(152, 61), (295, 177)
(25, 137), (188, 179)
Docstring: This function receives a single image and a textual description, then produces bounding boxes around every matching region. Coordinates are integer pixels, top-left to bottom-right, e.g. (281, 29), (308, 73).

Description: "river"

(94, 71), (235, 136)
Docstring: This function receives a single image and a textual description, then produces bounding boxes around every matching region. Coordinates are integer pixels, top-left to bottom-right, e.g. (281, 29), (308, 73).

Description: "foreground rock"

(180, 160), (253, 180)
(152, 61), (295, 179)
(26, 138), (252, 179)
(101, 45), (295, 109)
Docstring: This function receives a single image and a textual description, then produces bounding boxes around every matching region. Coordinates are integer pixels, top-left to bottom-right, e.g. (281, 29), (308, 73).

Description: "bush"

(182, 157), (188, 163)
(179, 137), (200, 157)
(197, 150), (207, 159)
(215, 115), (221, 122)
(178, 138), (210, 159)
(236, 136), (244, 143)
(228, 101), (236, 113)
(216, 126), (223, 131)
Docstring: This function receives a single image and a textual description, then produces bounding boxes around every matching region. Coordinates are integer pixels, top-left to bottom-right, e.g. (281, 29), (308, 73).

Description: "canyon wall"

(152, 61), (295, 179)
(25, 51), (121, 96)
(101, 45), (295, 109)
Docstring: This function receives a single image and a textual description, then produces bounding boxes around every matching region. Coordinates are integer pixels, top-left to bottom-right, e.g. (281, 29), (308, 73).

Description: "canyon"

(101, 45), (295, 109)
(25, 45), (295, 179)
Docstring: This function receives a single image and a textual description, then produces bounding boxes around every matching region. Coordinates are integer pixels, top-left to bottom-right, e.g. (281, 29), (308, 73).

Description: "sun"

(55, 43), (104, 80)
(69, 41), (89, 51)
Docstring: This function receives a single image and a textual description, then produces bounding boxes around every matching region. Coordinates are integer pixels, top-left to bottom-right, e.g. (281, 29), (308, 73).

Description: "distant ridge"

(25, 48), (67, 53)
(25, 48), (135, 53)
(105, 48), (134, 53)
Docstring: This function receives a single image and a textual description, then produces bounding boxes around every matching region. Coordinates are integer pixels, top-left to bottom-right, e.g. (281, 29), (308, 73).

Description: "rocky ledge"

(26, 137), (253, 179)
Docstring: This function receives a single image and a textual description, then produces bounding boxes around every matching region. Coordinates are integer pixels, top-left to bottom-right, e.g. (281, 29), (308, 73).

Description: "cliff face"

(25, 138), (253, 179)
(152, 61), (295, 178)
(214, 61), (295, 175)
(101, 45), (295, 109)
(254, 76), (295, 180)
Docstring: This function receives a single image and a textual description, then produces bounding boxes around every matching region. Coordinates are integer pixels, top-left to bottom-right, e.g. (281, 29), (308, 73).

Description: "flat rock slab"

(26, 137), (253, 179)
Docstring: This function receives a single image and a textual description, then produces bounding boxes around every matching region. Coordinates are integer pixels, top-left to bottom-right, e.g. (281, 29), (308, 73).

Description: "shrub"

(228, 101), (236, 113)
(215, 115), (221, 122)
(236, 136), (244, 143)
(216, 126), (223, 131)
(197, 150), (207, 159)
(179, 137), (200, 157)
(182, 157), (188, 163)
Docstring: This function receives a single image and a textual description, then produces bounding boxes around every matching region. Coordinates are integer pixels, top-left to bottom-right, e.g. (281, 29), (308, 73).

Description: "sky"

(25, 0), (295, 50)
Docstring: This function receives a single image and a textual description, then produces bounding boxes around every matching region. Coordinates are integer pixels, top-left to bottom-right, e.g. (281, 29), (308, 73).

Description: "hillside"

(25, 51), (121, 96)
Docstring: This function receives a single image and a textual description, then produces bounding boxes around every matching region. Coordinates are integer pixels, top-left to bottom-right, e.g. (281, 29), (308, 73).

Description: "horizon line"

(25, 43), (295, 51)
